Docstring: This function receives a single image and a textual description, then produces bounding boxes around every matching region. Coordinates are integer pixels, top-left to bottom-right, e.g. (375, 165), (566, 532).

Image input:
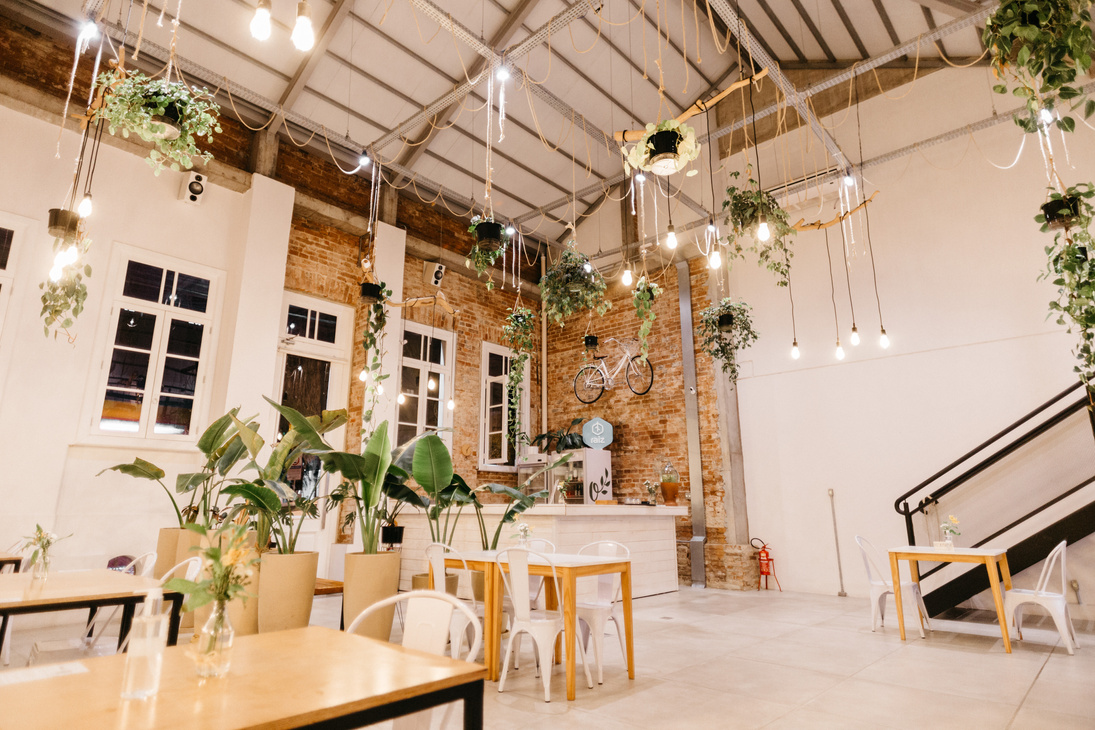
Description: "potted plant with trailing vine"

(540, 242), (611, 327)
(92, 68), (221, 174)
(503, 304), (536, 444)
(697, 298), (759, 382)
(39, 227), (92, 341)
(623, 119), (701, 177)
(632, 276), (661, 362)
(360, 281), (391, 434)
(467, 215), (509, 290)
(723, 171), (796, 286)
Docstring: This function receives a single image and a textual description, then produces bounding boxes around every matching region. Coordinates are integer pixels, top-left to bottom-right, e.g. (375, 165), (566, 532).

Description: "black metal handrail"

(893, 380), (1089, 544)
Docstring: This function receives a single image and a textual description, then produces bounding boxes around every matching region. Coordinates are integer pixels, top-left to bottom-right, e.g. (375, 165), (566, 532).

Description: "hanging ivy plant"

(723, 171), (796, 286)
(39, 230), (92, 342)
(696, 298), (759, 382)
(1040, 183), (1095, 400)
(92, 68), (222, 175)
(622, 119), (700, 176)
(983, 0), (1095, 134)
(539, 243), (611, 327)
(632, 276), (661, 361)
(360, 282), (392, 435)
(502, 305), (536, 444)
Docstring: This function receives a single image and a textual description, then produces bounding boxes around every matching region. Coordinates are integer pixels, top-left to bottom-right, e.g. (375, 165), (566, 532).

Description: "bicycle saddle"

(592, 354), (606, 359)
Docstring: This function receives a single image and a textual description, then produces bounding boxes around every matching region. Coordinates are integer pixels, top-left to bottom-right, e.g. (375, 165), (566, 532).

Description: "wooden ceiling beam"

(279, 0), (354, 109)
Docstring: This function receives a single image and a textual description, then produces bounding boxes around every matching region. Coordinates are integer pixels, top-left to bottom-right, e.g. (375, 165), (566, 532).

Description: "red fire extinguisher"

(751, 538), (782, 591)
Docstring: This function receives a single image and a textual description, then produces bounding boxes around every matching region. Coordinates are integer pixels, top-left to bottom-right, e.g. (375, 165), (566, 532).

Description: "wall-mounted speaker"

(180, 172), (205, 205)
(424, 262), (445, 287)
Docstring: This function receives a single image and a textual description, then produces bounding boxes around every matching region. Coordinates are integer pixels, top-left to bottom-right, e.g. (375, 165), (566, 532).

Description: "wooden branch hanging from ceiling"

(791, 191), (878, 231)
(612, 68), (769, 143)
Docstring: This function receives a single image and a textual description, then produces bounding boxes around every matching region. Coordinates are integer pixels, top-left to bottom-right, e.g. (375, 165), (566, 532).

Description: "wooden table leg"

(484, 565), (499, 681)
(999, 554), (1013, 590)
(620, 565), (635, 680)
(986, 558), (1012, 653)
(889, 552), (906, 641)
(564, 569), (578, 701)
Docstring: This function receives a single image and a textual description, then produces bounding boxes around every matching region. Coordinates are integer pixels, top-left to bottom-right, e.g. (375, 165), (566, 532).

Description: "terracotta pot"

(258, 551), (319, 633)
(343, 551), (401, 641)
(411, 572), (459, 595)
(660, 480), (680, 506)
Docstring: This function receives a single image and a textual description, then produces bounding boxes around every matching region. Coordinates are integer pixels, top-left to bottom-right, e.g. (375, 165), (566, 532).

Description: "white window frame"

(396, 320), (455, 449)
(479, 341), (530, 472)
(79, 243), (224, 446)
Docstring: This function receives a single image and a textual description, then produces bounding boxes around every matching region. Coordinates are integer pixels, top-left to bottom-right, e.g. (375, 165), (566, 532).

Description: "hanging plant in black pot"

(622, 120), (700, 177)
(540, 242), (611, 327)
(1041, 196), (1082, 230)
(360, 282), (385, 305)
(466, 215), (510, 290)
(583, 334), (599, 350)
(696, 298), (759, 382)
(47, 209), (80, 242)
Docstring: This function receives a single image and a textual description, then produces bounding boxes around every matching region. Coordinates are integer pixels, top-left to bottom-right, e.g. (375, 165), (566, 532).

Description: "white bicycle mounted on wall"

(573, 337), (654, 404)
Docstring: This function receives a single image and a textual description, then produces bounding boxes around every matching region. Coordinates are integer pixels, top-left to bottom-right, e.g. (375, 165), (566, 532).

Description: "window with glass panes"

(97, 259), (212, 437)
(480, 342), (528, 467)
(396, 323), (453, 448)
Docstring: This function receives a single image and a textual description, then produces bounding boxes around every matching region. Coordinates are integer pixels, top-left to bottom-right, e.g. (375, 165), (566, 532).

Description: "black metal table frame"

(0, 592), (184, 656)
(300, 678), (484, 730)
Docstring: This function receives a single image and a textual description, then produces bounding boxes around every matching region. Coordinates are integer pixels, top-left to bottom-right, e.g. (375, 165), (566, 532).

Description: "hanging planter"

(697, 298), (759, 382)
(539, 242), (611, 327)
(47, 209), (79, 242)
(1041, 196), (1082, 230)
(632, 276), (661, 361)
(92, 68), (222, 175)
(583, 334), (599, 350)
(502, 305), (536, 444)
(466, 216), (509, 290)
(623, 120), (700, 177)
(360, 282), (384, 305)
(723, 171), (796, 286)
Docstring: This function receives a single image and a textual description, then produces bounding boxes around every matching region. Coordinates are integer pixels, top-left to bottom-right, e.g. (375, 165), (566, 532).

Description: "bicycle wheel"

(574, 365), (606, 404)
(626, 356), (654, 395)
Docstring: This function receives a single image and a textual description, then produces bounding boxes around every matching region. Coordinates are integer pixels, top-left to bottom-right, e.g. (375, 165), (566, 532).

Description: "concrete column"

(248, 127), (279, 178)
(378, 185), (399, 226)
(620, 182), (638, 265)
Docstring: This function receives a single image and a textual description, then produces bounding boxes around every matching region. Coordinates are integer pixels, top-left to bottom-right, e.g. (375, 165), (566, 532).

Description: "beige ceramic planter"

(153, 527), (186, 580)
(192, 532), (260, 637)
(343, 551), (401, 641)
(174, 527), (205, 629)
(258, 551), (319, 633)
(411, 572), (459, 595)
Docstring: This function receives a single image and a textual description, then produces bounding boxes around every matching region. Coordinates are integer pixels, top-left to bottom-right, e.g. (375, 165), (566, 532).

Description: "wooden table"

(0, 626), (486, 729)
(314, 578), (344, 596)
(889, 545), (1013, 652)
(435, 550), (634, 700)
(0, 570), (184, 655)
(0, 553), (22, 572)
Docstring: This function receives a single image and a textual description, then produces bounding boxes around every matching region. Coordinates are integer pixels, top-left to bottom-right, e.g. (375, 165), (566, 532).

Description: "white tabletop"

(447, 550), (630, 568)
(890, 546), (1007, 558)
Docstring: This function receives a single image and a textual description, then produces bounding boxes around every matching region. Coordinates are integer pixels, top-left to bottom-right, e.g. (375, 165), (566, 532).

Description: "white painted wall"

(573, 68), (1095, 614)
(0, 104), (295, 571)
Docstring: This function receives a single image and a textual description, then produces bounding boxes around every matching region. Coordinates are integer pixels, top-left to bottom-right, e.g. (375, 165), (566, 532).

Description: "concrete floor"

(3, 587), (1091, 729)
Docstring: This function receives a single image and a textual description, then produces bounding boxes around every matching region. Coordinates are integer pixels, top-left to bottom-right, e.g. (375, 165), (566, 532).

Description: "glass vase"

(195, 600), (234, 678)
(31, 552), (50, 580)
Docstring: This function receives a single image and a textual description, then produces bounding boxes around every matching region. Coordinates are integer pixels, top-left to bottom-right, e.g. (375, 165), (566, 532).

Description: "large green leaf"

(175, 472), (211, 494)
(321, 451), (371, 483)
(230, 414), (265, 461)
(359, 422), (393, 508)
(216, 433), (250, 476)
(98, 457), (165, 480)
(221, 482), (282, 519)
(412, 434), (453, 498)
(383, 479), (428, 509)
(264, 396), (345, 451)
(262, 430), (305, 482)
(196, 409), (239, 458)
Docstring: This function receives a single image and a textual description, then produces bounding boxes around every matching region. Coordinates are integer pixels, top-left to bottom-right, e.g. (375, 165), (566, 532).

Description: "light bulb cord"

(837, 208), (858, 327)
(823, 229), (840, 338)
(854, 73), (885, 330)
(786, 255), (798, 340)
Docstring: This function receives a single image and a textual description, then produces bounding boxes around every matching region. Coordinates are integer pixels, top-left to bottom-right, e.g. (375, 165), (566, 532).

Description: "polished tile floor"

(4, 587), (1091, 729)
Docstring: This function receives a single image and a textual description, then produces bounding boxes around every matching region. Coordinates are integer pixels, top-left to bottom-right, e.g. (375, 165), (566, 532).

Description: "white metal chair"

(576, 540), (630, 684)
(425, 543), (501, 659)
(505, 537), (554, 670)
(1, 541), (27, 666)
(347, 590), (482, 730)
(27, 552), (184, 665)
(1004, 540), (1078, 655)
(496, 547), (592, 702)
(855, 536), (931, 638)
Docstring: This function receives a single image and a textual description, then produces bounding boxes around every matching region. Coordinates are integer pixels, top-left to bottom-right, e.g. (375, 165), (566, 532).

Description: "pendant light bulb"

(61, 245), (79, 266)
(505, 224), (516, 236)
(835, 341), (846, 361)
(250, 0), (272, 40)
(583, 261), (592, 273)
(358, 150), (370, 167)
(78, 21), (98, 42)
(77, 194), (93, 218)
(292, 1), (315, 51)
(358, 369), (368, 382)
(635, 172), (646, 183)
(707, 219), (717, 233)
(376, 384), (384, 395)
(842, 172), (855, 187)
(665, 224), (678, 249)
(879, 328), (891, 349)
(791, 340), (801, 360)
(1039, 107), (1054, 126)
(621, 268), (633, 286)
(850, 326), (860, 346)
(496, 66), (510, 81)
(397, 393), (406, 405)
(709, 249), (722, 269)
(447, 398), (455, 411)
(427, 377), (436, 391)
(756, 215), (771, 242)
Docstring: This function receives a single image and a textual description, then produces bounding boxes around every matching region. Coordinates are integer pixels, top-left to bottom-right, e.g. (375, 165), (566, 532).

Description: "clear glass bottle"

(31, 552), (50, 580)
(659, 457), (680, 506)
(195, 599), (235, 678)
(121, 589), (168, 700)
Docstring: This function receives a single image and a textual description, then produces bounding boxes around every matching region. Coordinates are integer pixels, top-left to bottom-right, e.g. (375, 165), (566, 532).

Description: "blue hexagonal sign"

(582, 417), (613, 450)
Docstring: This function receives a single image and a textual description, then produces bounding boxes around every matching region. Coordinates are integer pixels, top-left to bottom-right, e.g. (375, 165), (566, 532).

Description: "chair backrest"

(347, 590), (482, 662)
(497, 547), (559, 622)
(2, 540), (24, 574)
(527, 538), (555, 553)
(1034, 540), (1068, 594)
(424, 543), (477, 612)
(854, 536), (889, 587)
(126, 551), (158, 578)
(579, 540), (630, 604)
(160, 557), (202, 585)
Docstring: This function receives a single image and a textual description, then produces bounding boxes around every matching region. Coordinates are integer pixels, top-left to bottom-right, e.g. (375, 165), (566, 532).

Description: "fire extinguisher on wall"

(751, 537), (782, 591)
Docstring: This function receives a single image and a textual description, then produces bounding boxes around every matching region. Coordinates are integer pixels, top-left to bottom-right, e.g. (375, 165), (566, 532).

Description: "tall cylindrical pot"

(343, 551), (401, 641)
(153, 527), (186, 581)
(258, 551), (319, 633)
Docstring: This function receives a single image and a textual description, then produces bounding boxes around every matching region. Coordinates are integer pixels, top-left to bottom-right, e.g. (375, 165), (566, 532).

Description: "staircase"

(893, 381), (1095, 616)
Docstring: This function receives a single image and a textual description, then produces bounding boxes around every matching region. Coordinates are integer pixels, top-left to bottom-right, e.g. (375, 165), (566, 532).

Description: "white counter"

(395, 504), (686, 599)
